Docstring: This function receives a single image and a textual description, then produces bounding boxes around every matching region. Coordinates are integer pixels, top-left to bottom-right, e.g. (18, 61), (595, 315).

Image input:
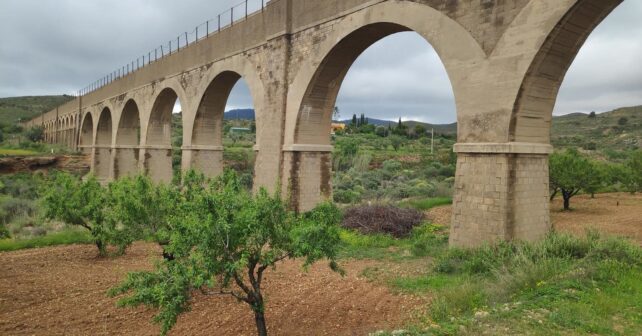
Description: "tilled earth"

(0, 243), (423, 336)
(426, 192), (642, 245)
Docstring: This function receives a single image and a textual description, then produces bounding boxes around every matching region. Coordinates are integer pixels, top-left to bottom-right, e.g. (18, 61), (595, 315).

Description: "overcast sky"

(1, 0), (641, 124)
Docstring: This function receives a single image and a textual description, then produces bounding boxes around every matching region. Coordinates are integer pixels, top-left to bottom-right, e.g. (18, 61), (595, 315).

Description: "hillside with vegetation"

(0, 95), (75, 125)
(552, 105), (641, 152)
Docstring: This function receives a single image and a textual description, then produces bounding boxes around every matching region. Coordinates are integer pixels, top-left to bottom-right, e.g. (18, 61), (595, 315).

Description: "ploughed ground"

(0, 244), (424, 336)
(425, 192), (642, 245)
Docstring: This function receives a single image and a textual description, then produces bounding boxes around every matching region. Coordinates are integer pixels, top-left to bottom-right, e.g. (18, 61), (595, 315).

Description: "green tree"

(625, 150), (642, 193)
(618, 117), (628, 126)
(109, 171), (343, 336)
(42, 173), (121, 256)
(588, 111), (596, 118)
(390, 135), (405, 151)
(583, 161), (607, 198)
(549, 149), (591, 210)
(351, 114), (358, 127)
(375, 126), (387, 137)
(414, 125), (426, 138)
(108, 174), (180, 259)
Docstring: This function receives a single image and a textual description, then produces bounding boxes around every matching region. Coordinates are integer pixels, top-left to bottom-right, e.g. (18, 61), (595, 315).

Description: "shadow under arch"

(95, 107), (113, 181)
(114, 99), (142, 178)
(79, 112), (94, 154)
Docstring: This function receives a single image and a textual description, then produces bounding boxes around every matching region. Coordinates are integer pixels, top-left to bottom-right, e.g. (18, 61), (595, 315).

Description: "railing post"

(206, 21), (209, 36)
(218, 15), (221, 31)
(245, 0), (248, 19)
(185, 32), (188, 46)
(231, 7), (234, 26)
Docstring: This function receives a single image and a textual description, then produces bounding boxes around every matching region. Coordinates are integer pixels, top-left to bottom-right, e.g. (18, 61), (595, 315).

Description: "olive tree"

(110, 171), (343, 336)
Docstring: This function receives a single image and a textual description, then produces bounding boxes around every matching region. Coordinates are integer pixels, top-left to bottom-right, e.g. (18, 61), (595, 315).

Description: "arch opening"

(290, 23), (456, 211)
(145, 88), (182, 183)
(190, 72), (257, 188)
(114, 99), (142, 178)
(79, 113), (94, 154)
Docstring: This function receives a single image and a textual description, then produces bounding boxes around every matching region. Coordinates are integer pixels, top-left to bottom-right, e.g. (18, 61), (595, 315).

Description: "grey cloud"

(1, 1), (641, 124)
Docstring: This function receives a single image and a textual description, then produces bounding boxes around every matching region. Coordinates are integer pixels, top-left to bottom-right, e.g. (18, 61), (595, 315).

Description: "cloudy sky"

(1, 0), (641, 124)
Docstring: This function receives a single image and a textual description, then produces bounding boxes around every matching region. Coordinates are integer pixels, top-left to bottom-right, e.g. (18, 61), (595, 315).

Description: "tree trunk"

(563, 194), (571, 211)
(96, 240), (106, 257)
(254, 310), (268, 336)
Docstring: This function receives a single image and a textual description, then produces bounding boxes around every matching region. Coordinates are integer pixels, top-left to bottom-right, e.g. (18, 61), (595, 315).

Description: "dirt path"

(425, 192), (642, 244)
(0, 243), (422, 336)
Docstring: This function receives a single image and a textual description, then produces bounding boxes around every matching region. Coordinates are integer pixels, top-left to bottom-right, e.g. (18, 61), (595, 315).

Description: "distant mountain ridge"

(7, 98), (641, 150)
(0, 95), (75, 125)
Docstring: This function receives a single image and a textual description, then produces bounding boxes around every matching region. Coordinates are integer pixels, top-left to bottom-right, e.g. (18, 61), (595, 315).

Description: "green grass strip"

(0, 230), (92, 252)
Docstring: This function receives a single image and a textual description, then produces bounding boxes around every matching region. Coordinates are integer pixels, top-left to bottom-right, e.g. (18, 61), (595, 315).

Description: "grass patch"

(389, 232), (642, 335)
(0, 229), (92, 252)
(400, 197), (452, 211)
(0, 148), (40, 156)
(338, 223), (449, 261)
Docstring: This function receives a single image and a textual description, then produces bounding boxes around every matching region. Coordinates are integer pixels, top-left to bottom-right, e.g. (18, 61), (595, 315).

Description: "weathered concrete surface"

(25, 0), (624, 247)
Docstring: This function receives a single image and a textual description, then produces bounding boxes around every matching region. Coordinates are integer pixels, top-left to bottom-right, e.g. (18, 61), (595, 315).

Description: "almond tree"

(110, 170), (343, 336)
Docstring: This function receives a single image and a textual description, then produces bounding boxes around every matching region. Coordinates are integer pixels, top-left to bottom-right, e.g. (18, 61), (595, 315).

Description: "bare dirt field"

(0, 243), (423, 336)
(426, 192), (642, 245)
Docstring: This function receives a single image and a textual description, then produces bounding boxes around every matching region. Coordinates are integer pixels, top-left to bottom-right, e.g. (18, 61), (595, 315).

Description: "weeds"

(0, 229), (92, 252)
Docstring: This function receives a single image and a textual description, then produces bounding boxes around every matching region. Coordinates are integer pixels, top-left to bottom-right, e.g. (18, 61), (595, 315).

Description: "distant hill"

(0, 95), (75, 125)
(338, 118), (458, 135)
(5, 96), (641, 150)
(224, 109), (255, 120)
(551, 105), (641, 151)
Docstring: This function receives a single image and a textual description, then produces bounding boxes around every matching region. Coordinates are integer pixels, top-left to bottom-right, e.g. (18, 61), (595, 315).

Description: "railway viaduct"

(25, 0), (622, 247)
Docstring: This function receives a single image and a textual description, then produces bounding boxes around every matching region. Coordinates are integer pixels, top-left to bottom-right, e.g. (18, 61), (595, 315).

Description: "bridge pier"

(141, 146), (174, 184)
(113, 146), (141, 179)
(449, 143), (552, 247)
(93, 145), (112, 182)
(182, 145), (224, 178)
(281, 145), (333, 213)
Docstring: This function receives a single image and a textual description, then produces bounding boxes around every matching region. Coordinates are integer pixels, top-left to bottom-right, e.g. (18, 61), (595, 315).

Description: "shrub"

(342, 205), (424, 238)
(24, 126), (44, 142)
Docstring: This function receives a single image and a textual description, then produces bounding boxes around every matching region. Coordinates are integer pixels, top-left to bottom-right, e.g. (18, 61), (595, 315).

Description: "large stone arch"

(184, 63), (264, 179)
(114, 99), (142, 178)
(95, 107), (113, 181)
(508, 0), (623, 143)
(282, 0), (484, 211)
(142, 85), (184, 183)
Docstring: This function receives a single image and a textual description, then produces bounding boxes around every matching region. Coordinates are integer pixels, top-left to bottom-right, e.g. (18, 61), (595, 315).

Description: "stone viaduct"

(25, 0), (622, 247)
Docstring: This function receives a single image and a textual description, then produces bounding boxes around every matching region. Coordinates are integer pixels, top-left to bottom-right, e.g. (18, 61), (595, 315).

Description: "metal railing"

(77, 0), (270, 97)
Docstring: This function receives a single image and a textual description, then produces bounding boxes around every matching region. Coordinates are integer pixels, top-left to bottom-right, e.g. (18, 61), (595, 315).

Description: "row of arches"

(79, 70), (257, 183)
(42, 0), (628, 247)
(42, 115), (78, 147)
